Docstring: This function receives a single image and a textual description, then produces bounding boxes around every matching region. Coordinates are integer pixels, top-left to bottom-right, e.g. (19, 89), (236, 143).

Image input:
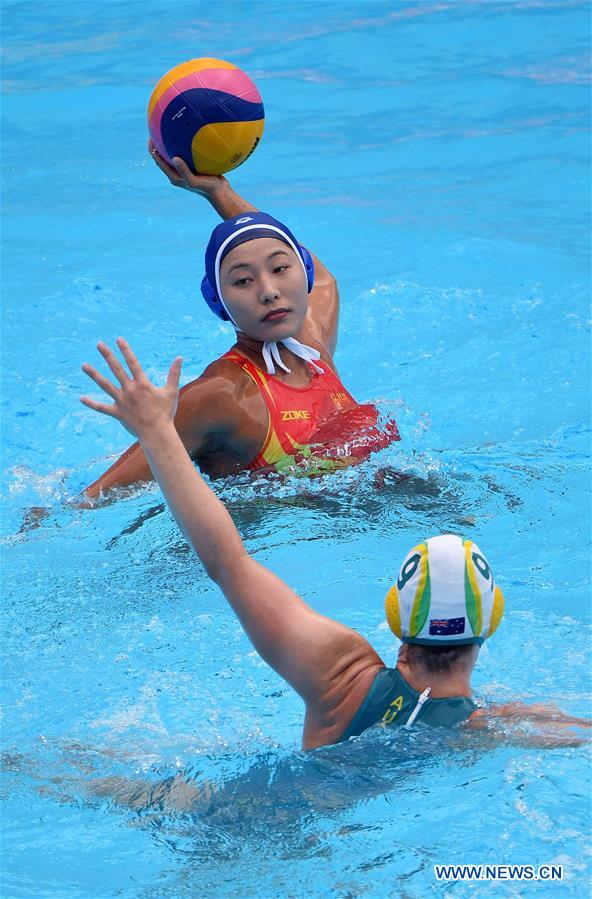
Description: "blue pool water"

(1, 1), (590, 896)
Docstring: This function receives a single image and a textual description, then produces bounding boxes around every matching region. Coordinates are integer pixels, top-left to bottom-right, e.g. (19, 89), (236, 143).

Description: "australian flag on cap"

(429, 616), (466, 637)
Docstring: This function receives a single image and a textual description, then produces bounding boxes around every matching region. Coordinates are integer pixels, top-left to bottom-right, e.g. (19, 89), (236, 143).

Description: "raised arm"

(81, 340), (383, 747)
(149, 142), (340, 354)
(306, 252), (340, 356)
(149, 139), (257, 220)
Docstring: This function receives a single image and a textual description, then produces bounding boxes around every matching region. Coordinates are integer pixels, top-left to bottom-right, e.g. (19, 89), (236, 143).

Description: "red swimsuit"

(223, 349), (400, 474)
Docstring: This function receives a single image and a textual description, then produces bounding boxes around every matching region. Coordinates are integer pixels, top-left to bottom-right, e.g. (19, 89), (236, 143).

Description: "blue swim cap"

(201, 212), (315, 322)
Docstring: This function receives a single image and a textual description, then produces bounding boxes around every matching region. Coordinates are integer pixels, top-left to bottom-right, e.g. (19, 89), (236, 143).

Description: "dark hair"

(406, 643), (475, 674)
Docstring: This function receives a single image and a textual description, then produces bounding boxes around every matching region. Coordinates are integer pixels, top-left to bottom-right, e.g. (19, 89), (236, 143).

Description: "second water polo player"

(82, 148), (399, 501)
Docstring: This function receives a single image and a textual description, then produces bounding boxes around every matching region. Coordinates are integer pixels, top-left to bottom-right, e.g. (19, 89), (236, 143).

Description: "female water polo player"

(80, 339), (589, 748)
(82, 146), (399, 502)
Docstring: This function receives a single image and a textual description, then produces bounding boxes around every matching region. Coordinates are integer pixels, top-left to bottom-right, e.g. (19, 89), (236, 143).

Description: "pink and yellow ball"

(148, 57), (265, 176)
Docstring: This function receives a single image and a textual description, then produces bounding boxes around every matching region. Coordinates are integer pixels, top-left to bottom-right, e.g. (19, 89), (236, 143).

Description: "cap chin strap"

(262, 337), (324, 376)
(220, 298), (324, 377)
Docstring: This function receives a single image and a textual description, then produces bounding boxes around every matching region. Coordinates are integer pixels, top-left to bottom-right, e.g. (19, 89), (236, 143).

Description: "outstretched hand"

(148, 139), (228, 199)
(80, 339), (182, 441)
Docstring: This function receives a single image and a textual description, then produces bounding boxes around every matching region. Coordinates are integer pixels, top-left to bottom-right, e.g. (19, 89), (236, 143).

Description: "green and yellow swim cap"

(385, 534), (504, 646)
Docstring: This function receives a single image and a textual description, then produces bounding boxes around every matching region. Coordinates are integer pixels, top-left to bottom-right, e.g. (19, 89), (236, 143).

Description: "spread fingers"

(115, 338), (143, 380)
(79, 395), (119, 417)
(96, 342), (130, 385)
(81, 362), (120, 400)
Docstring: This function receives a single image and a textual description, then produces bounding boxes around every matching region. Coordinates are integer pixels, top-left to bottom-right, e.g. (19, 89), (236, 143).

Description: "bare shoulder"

(173, 357), (262, 448)
(302, 623), (386, 748)
(183, 355), (252, 391)
(178, 358), (257, 408)
(304, 251), (340, 356)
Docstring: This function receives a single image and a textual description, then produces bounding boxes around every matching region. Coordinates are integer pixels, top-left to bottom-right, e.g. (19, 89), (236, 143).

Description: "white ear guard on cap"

(385, 534), (505, 645)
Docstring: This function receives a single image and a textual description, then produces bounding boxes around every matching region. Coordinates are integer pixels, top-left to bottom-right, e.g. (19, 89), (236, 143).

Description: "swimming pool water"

(2, 1), (590, 896)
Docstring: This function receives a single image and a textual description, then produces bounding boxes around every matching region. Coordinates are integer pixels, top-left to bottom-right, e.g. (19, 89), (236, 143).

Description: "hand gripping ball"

(148, 58), (265, 175)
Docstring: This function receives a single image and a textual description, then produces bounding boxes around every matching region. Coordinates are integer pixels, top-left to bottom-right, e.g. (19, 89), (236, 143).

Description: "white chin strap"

(261, 337), (324, 376)
(221, 300), (324, 377)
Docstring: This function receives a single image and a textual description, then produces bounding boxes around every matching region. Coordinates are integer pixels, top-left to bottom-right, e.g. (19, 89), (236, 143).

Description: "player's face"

(219, 238), (308, 340)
